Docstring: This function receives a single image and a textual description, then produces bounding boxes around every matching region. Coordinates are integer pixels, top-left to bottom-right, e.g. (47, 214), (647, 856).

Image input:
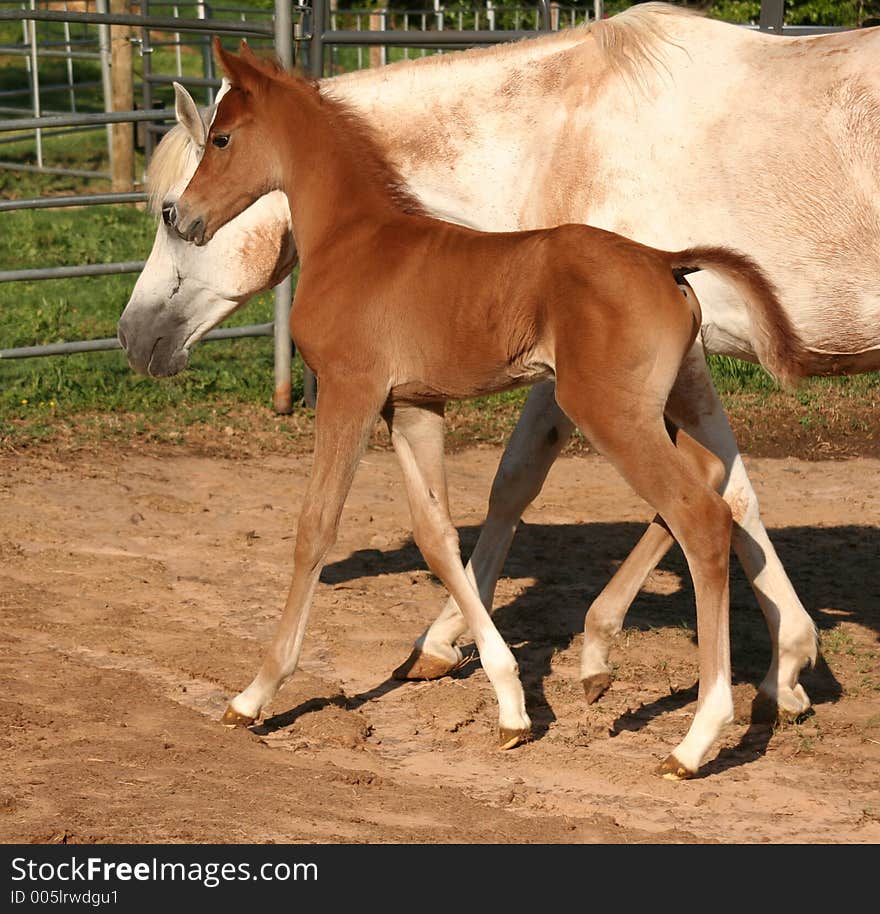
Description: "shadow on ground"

(318, 521), (877, 748)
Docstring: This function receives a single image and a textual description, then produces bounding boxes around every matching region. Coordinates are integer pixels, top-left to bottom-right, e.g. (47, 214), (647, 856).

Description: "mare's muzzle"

(117, 306), (192, 377)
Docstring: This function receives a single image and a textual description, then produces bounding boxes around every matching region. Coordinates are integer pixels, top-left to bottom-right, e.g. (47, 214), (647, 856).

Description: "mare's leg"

(394, 380), (574, 680)
(398, 345), (816, 720)
(387, 402), (531, 748)
(223, 379), (385, 726)
(580, 419), (725, 701)
(556, 373), (733, 777)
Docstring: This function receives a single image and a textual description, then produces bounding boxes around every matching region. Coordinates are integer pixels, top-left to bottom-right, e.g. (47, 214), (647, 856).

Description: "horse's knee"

(724, 484), (760, 528)
(487, 444), (557, 519)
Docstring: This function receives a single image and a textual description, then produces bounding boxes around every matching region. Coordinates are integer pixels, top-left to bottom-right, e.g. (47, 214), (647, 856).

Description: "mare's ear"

(212, 35), (262, 92)
(173, 81), (206, 148)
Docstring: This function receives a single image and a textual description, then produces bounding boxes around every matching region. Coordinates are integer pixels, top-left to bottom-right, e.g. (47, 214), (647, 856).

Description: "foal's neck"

(272, 79), (419, 261)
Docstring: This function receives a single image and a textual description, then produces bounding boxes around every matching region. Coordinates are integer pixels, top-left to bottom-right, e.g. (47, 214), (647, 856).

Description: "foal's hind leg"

(386, 402), (531, 748)
(394, 381), (574, 681)
(556, 378), (733, 777)
(578, 343), (816, 717)
(581, 421), (726, 702)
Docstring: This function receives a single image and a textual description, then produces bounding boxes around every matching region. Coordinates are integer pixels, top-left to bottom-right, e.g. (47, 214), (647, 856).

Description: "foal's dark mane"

(248, 53), (427, 217)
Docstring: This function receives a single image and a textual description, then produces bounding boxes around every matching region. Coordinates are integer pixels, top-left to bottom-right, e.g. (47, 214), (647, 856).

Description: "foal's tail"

(669, 246), (810, 390)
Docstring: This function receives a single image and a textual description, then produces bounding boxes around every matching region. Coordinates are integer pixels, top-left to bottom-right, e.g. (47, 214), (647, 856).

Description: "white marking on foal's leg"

(403, 382), (573, 675)
(664, 675), (734, 778)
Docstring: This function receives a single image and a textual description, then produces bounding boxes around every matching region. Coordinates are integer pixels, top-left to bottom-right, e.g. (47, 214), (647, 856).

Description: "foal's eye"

(212, 134), (230, 149)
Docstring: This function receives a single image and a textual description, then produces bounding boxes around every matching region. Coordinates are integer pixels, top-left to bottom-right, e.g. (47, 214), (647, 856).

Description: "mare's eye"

(212, 134), (230, 149)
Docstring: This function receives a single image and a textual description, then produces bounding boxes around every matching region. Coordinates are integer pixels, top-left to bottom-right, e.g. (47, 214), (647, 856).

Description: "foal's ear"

(238, 39), (259, 65)
(212, 35), (262, 91)
(173, 81), (206, 148)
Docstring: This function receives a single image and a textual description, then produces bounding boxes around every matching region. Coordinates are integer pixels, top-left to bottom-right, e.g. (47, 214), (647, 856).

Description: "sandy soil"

(0, 444), (878, 844)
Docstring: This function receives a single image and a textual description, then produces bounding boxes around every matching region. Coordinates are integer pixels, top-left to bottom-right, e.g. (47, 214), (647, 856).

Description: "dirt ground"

(0, 440), (878, 844)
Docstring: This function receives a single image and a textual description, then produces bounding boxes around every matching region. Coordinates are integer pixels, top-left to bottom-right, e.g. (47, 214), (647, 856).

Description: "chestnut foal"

(167, 41), (808, 777)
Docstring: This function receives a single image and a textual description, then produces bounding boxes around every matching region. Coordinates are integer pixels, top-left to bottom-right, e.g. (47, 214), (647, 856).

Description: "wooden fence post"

(110, 0), (134, 191)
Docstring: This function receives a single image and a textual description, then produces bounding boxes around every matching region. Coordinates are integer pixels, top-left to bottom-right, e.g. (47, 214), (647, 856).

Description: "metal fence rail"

(0, 322), (273, 359)
(0, 3), (294, 404)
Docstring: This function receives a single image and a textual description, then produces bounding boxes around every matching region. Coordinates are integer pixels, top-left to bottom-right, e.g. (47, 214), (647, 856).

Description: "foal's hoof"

(657, 754), (694, 780)
(498, 726), (531, 751)
(221, 705), (256, 728)
(392, 647), (462, 681)
(582, 672), (613, 705)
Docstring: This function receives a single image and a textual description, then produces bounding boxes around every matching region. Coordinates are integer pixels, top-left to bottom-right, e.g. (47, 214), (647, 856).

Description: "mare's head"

(117, 79), (295, 377)
(166, 38), (294, 246)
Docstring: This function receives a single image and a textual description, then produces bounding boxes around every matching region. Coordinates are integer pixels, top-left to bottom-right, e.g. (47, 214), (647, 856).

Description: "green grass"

(0, 205), (284, 445)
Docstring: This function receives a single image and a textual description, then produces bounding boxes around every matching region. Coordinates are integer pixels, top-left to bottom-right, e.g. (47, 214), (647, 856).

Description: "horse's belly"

(390, 354), (554, 405)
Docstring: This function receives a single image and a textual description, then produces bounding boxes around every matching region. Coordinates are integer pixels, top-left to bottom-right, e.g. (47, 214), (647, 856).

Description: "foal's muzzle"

(162, 200), (207, 245)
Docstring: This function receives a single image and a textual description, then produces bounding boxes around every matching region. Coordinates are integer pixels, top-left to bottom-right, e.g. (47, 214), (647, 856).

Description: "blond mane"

(328, 2), (696, 89)
(590, 2), (696, 86)
(146, 117), (207, 215)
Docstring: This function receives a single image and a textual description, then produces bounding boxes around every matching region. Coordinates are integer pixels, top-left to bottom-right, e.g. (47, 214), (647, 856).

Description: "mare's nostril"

(117, 325), (128, 351)
(162, 203), (177, 227)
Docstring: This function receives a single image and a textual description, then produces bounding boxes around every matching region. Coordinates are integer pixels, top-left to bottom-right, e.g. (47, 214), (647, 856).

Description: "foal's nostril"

(187, 218), (205, 245)
(162, 203), (177, 227)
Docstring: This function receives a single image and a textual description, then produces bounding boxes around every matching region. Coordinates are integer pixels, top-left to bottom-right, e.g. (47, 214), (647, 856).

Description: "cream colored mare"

(121, 4), (880, 726)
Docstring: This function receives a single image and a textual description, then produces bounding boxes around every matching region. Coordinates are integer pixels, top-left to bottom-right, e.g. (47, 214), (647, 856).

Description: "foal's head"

(167, 38), (300, 245)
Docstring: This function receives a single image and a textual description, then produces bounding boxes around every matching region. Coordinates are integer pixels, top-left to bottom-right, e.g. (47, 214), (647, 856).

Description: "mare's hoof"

(751, 689), (810, 725)
(498, 726), (531, 751)
(221, 705), (255, 728)
(657, 754), (694, 780)
(582, 672), (613, 705)
(392, 647), (462, 681)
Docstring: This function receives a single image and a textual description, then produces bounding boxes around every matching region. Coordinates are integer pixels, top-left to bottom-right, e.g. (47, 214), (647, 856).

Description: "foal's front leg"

(386, 402), (532, 748)
(222, 379), (385, 726)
